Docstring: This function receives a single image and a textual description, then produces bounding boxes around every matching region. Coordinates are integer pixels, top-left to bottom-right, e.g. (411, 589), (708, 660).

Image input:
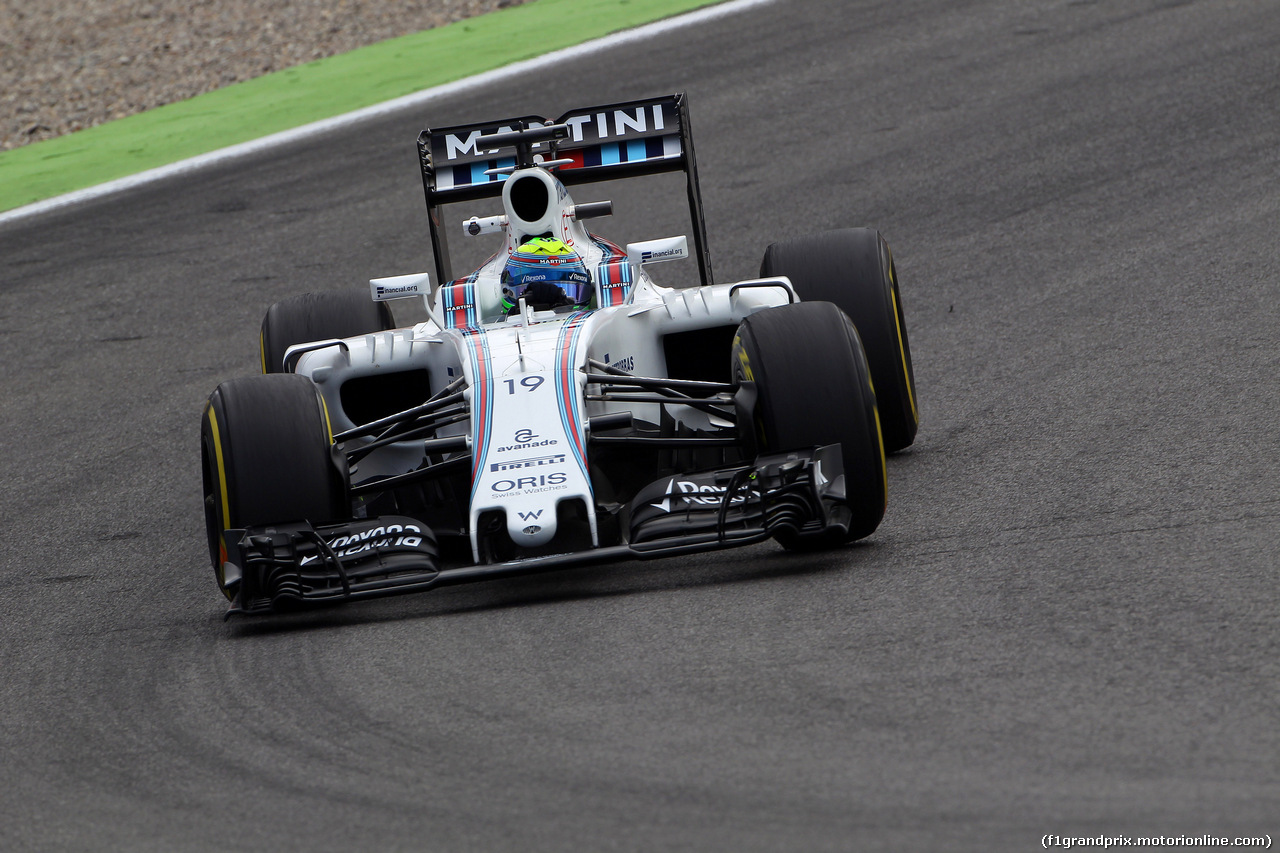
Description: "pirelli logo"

(490, 454), (566, 473)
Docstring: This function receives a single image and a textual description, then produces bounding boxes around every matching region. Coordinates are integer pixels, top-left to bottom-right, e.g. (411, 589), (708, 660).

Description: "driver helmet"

(501, 237), (592, 311)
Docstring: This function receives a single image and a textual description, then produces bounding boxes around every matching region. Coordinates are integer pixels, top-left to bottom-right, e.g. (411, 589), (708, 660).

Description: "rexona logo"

(650, 479), (757, 512)
(299, 523), (425, 564)
(490, 454), (566, 473)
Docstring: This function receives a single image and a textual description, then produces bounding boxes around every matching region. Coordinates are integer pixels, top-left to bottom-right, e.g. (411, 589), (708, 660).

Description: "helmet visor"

(502, 242), (592, 309)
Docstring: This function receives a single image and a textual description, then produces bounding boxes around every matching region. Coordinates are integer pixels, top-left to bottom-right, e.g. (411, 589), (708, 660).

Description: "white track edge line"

(0, 0), (774, 228)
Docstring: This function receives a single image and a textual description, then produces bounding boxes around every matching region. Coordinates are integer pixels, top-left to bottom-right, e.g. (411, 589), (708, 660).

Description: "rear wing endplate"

(417, 93), (712, 288)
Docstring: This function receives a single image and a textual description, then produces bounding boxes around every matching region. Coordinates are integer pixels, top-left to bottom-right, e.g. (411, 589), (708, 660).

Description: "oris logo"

(490, 472), (568, 493)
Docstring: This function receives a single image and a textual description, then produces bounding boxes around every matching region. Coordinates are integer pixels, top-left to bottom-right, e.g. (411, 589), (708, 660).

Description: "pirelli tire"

(260, 287), (395, 374)
(201, 373), (350, 599)
(732, 301), (887, 547)
(760, 228), (918, 452)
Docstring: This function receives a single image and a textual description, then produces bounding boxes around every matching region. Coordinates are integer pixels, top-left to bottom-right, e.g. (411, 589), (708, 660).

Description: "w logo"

(517, 510), (543, 522)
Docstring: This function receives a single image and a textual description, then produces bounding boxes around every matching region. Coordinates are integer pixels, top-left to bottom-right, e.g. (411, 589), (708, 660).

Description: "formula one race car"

(200, 93), (918, 616)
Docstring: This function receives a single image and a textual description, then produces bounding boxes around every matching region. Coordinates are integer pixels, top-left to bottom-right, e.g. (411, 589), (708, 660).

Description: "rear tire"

(760, 228), (918, 452)
(260, 288), (395, 373)
(201, 373), (349, 598)
(732, 301), (886, 545)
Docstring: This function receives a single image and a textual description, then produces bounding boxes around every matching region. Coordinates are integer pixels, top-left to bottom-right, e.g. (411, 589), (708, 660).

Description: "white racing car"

(200, 93), (918, 616)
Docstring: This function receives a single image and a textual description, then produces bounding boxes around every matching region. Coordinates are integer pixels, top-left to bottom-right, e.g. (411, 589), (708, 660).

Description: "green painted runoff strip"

(0, 0), (727, 214)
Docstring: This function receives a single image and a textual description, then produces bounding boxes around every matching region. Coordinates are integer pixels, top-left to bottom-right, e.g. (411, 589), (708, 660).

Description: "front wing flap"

(627, 444), (849, 545)
(224, 516), (441, 616)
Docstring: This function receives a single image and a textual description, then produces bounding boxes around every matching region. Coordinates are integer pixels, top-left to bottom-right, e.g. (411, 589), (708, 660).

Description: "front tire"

(760, 228), (918, 452)
(260, 288), (395, 373)
(732, 301), (887, 545)
(201, 373), (349, 598)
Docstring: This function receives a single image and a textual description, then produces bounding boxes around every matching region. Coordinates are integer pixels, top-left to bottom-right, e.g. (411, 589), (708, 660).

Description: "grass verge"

(0, 0), (726, 214)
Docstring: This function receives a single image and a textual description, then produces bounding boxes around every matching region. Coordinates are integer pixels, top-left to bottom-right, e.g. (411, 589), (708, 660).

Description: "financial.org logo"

(641, 247), (683, 261)
(376, 283), (422, 297)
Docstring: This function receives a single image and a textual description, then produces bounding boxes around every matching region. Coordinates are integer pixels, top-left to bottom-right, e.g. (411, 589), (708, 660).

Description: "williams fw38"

(200, 94), (918, 616)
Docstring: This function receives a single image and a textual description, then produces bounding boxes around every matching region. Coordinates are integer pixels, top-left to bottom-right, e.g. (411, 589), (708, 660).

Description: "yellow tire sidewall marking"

(869, 378), (887, 508)
(887, 255), (919, 425)
(205, 403), (233, 592)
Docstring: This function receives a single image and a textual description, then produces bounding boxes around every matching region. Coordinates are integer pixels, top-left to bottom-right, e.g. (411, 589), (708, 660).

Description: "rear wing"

(417, 93), (713, 288)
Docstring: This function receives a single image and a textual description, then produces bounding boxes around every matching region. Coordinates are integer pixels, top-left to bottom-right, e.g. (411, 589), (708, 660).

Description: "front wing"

(222, 445), (849, 617)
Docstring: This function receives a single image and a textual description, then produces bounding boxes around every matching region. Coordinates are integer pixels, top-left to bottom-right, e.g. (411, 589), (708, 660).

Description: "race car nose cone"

(507, 512), (557, 547)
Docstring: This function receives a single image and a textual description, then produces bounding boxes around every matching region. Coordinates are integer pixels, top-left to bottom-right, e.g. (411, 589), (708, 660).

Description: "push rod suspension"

(334, 377), (467, 442)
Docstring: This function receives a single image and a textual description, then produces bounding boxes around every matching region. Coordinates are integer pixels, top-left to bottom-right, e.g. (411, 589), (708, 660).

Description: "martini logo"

(558, 105), (668, 143)
(443, 124), (551, 161)
(438, 102), (678, 163)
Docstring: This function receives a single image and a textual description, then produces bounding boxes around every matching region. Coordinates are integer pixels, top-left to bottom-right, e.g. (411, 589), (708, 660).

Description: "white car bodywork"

(290, 163), (794, 560)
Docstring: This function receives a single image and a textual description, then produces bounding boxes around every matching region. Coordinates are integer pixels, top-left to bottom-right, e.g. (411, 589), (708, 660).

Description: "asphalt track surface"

(2, 1), (1277, 850)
